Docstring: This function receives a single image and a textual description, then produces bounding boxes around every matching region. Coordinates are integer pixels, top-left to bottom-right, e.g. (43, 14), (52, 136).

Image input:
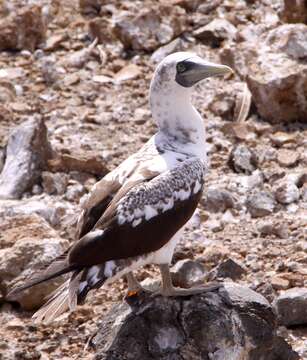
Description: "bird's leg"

(126, 272), (152, 296)
(158, 264), (221, 296)
(126, 272), (142, 291)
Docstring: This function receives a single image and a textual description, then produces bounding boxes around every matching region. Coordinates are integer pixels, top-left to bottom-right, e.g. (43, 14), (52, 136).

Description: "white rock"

(246, 191), (276, 218)
(274, 181), (300, 205)
(0, 196), (75, 227)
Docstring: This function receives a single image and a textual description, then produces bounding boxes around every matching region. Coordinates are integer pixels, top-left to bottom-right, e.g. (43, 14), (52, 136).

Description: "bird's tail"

(7, 256), (76, 298)
(30, 260), (119, 324)
(7, 247), (121, 324)
(6, 253), (79, 323)
(31, 261), (119, 323)
(32, 270), (82, 323)
(32, 279), (72, 323)
(33, 261), (124, 323)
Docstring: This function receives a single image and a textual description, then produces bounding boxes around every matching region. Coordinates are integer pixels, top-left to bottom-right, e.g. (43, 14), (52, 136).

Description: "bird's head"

(150, 52), (233, 151)
(150, 51), (233, 95)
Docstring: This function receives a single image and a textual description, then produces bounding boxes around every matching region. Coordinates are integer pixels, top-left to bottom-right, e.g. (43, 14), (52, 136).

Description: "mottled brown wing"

(68, 159), (205, 267)
(75, 164), (161, 239)
(69, 191), (202, 267)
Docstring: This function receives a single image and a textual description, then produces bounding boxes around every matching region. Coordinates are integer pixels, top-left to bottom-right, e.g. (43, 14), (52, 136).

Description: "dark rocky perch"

(90, 283), (299, 360)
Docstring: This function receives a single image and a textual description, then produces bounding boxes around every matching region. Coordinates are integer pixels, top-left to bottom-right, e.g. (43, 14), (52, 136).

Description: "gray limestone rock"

(0, 197), (71, 228)
(90, 283), (299, 360)
(208, 259), (247, 281)
(228, 144), (258, 175)
(273, 287), (307, 326)
(257, 221), (289, 239)
(42, 171), (69, 195)
(246, 25), (307, 124)
(112, 5), (186, 52)
(151, 38), (184, 64)
(202, 187), (235, 213)
(274, 181), (300, 205)
(0, 116), (52, 199)
(193, 19), (237, 47)
(246, 191), (276, 218)
(170, 259), (207, 288)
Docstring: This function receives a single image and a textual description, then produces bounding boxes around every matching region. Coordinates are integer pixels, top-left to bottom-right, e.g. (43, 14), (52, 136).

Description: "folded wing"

(69, 158), (205, 266)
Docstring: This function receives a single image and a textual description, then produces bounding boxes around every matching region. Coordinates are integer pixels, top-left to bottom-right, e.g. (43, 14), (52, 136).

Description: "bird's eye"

(177, 63), (186, 73)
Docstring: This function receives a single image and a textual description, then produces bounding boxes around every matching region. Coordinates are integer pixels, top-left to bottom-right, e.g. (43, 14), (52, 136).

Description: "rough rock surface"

(0, 5), (46, 51)
(274, 181), (300, 205)
(42, 171), (69, 195)
(151, 38), (184, 63)
(79, 0), (105, 15)
(277, 149), (300, 168)
(112, 5), (186, 51)
(91, 283), (299, 360)
(193, 19), (237, 47)
(208, 258), (247, 281)
(222, 22), (307, 123)
(246, 191), (276, 218)
(257, 221), (289, 239)
(0, 117), (52, 199)
(202, 187), (235, 213)
(48, 153), (109, 176)
(280, 0), (307, 24)
(170, 259), (206, 288)
(89, 18), (114, 44)
(0, 213), (69, 309)
(274, 288), (307, 327)
(228, 144), (258, 174)
(0, 196), (74, 228)
(246, 24), (307, 124)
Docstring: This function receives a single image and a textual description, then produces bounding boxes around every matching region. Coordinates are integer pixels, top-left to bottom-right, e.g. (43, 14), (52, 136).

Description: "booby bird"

(8, 52), (232, 323)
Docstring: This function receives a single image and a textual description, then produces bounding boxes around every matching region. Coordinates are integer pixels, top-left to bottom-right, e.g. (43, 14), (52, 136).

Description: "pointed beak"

(197, 60), (233, 78)
(176, 57), (233, 88)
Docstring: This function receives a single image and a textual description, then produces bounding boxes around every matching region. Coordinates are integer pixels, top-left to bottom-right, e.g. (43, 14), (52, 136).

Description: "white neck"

(150, 84), (207, 160)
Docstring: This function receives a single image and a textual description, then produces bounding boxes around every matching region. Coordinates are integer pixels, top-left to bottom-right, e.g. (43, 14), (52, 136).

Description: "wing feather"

(76, 149), (164, 239)
(68, 159), (205, 267)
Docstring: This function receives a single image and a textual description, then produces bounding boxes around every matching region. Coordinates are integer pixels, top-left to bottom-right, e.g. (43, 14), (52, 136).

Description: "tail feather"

(32, 280), (71, 324)
(76, 261), (116, 304)
(11, 260), (121, 323)
(31, 266), (108, 324)
(7, 260), (76, 299)
(68, 271), (82, 309)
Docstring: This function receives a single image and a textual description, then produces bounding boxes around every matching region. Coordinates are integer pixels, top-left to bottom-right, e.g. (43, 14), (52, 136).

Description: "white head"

(150, 51), (232, 98)
(150, 52), (232, 150)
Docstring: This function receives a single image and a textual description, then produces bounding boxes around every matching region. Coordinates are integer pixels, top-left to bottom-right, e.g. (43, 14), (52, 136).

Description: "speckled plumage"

(116, 158), (205, 226)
